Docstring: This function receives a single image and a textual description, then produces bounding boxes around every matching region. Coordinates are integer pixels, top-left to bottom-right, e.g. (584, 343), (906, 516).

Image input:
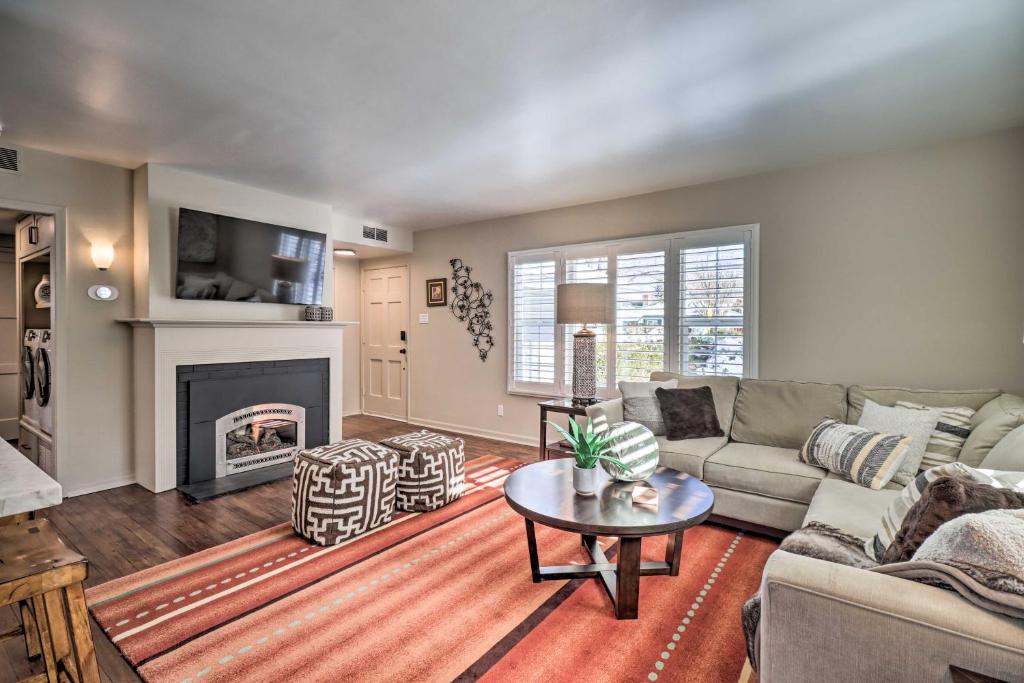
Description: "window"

(508, 225), (758, 397)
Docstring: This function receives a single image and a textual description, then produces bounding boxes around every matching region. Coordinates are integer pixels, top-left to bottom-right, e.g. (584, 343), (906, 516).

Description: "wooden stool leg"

(29, 595), (59, 683)
(41, 591), (71, 663)
(62, 583), (99, 683)
(20, 600), (42, 659)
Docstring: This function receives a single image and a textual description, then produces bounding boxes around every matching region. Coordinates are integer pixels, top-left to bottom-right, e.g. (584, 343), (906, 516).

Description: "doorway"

(361, 265), (409, 420)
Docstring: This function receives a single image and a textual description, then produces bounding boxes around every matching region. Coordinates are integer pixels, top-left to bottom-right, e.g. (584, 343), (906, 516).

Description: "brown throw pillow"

(655, 386), (724, 441)
(882, 476), (1024, 563)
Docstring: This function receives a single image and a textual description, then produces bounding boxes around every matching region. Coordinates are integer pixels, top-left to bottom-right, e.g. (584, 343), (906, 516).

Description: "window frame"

(507, 224), (759, 398)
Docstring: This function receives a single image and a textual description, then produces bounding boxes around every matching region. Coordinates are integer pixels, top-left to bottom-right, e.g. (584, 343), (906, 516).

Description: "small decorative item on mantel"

(304, 305), (322, 321)
(547, 417), (631, 495)
(319, 306), (333, 321)
(426, 278), (447, 307)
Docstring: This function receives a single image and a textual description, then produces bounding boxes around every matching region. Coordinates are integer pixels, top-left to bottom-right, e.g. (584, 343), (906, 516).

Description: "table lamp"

(557, 282), (611, 405)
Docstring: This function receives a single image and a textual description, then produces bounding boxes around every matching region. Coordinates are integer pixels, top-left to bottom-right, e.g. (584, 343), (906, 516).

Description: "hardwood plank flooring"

(0, 415), (534, 683)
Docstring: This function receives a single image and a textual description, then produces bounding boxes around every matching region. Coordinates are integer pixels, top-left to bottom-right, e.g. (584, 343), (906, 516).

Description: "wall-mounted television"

(175, 208), (326, 305)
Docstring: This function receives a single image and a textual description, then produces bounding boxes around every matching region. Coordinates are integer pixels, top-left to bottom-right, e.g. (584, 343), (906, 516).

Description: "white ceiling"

(1, 0), (1022, 230)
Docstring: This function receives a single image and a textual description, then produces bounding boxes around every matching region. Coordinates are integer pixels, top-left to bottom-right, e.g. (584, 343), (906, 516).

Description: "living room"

(0, 2), (1022, 682)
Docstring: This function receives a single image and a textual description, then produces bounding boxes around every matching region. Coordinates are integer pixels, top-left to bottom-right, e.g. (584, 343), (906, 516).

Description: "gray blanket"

(873, 508), (1024, 619)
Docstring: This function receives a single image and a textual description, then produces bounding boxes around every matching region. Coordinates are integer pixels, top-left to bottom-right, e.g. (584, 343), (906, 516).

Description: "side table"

(537, 399), (589, 460)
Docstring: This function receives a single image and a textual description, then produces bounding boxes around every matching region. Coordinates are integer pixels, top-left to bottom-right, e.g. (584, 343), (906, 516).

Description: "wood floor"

(0, 414), (534, 683)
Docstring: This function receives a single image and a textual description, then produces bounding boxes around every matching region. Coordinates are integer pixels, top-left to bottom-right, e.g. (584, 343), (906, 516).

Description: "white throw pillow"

(857, 400), (940, 486)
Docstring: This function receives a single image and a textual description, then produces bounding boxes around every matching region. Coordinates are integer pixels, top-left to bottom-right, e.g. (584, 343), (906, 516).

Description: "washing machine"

(21, 329), (39, 429)
(35, 329), (54, 437)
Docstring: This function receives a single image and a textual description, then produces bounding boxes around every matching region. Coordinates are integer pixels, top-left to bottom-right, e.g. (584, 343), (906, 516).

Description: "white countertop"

(0, 440), (62, 518)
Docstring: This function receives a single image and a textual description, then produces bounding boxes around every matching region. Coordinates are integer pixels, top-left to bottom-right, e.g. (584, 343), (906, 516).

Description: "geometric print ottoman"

(378, 430), (465, 512)
(291, 439), (399, 546)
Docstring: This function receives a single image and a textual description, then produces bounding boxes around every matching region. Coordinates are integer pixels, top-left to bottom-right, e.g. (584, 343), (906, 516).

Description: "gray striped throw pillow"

(799, 418), (913, 490)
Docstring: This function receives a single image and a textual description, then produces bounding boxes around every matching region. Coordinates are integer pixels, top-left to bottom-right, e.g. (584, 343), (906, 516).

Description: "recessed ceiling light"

(334, 248), (357, 257)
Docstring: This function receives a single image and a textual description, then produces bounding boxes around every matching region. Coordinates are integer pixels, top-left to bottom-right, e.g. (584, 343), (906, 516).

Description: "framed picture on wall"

(426, 278), (448, 307)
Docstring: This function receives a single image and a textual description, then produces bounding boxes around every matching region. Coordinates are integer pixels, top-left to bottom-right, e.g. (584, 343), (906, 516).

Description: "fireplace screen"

(215, 403), (306, 478)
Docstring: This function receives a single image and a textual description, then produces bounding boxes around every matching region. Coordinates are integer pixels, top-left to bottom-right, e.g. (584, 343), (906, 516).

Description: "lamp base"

(572, 327), (598, 405)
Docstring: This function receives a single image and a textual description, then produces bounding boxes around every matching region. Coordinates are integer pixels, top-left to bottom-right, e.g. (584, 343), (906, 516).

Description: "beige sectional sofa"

(587, 373), (1024, 681)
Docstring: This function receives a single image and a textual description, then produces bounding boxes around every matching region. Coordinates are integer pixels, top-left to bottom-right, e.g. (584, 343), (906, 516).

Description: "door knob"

(399, 348), (406, 354)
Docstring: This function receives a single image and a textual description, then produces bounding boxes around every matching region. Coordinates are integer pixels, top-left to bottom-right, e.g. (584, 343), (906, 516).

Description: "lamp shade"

(556, 283), (610, 325)
(271, 254), (306, 282)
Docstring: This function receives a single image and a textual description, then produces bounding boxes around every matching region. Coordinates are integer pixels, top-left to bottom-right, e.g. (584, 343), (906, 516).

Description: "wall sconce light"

(91, 243), (115, 270)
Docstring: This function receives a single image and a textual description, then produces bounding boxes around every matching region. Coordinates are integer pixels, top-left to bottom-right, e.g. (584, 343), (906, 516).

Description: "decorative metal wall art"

(449, 258), (494, 361)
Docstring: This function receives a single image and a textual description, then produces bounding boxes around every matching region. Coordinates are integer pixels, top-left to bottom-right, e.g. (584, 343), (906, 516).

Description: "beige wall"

(0, 146), (134, 495)
(364, 127), (1024, 445)
(333, 255), (362, 416)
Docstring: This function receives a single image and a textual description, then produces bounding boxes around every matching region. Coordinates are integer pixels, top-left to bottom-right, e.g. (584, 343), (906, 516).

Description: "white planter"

(572, 464), (601, 496)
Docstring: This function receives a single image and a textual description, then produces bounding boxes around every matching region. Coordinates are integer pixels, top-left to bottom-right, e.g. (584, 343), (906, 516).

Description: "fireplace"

(215, 403), (306, 477)
(176, 358), (330, 500)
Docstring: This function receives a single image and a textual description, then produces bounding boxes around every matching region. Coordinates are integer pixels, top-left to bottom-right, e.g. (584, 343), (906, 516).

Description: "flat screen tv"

(175, 207), (326, 305)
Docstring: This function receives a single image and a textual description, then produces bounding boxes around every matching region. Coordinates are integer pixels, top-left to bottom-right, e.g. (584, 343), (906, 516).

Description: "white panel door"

(361, 266), (408, 419)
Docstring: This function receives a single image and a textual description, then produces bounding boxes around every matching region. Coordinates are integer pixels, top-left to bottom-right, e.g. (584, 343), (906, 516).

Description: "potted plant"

(547, 417), (630, 495)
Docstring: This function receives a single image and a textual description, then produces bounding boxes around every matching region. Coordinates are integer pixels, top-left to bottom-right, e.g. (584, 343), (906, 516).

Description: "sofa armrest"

(585, 398), (623, 433)
(759, 551), (1024, 683)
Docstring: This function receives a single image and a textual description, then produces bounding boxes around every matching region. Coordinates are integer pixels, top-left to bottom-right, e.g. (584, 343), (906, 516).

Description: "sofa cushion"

(655, 435), (728, 478)
(959, 411), (1024, 467)
(704, 442), (826, 504)
(730, 379), (846, 449)
(804, 478), (902, 540)
(981, 424), (1024, 471)
(847, 386), (1001, 424)
(971, 393), (1024, 429)
(650, 372), (738, 434)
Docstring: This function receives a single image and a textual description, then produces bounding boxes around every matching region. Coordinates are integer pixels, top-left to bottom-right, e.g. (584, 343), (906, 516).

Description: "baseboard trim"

(406, 415), (535, 447)
(64, 476), (137, 498)
(361, 410), (409, 422)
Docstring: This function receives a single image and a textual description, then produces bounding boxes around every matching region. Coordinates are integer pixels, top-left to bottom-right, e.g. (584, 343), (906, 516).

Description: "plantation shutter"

(679, 243), (745, 376)
(510, 253), (557, 390)
(614, 249), (667, 383)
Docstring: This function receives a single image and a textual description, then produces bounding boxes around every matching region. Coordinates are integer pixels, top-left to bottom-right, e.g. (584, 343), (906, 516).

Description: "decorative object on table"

(34, 273), (51, 309)
(379, 430), (465, 512)
(631, 484), (659, 509)
(425, 277), (448, 307)
(599, 421), (660, 482)
(291, 439), (399, 545)
(619, 379), (677, 435)
(655, 386), (724, 440)
(448, 258), (494, 361)
(547, 416), (629, 495)
(304, 305), (323, 321)
(556, 282), (610, 405)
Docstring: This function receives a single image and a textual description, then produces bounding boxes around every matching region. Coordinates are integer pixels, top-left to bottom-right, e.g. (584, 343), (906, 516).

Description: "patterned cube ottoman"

(291, 439), (399, 545)
(379, 430), (465, 512)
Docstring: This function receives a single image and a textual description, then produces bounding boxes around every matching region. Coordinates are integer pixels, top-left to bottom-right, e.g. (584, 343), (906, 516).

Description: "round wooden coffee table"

(503, 459), (714, 619)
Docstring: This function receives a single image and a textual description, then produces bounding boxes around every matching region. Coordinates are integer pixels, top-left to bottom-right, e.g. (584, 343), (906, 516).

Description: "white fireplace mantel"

(122, 318), (354, 492)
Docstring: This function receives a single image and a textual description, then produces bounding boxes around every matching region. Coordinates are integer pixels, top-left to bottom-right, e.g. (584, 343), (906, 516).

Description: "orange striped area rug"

(87, 456), (778, 682)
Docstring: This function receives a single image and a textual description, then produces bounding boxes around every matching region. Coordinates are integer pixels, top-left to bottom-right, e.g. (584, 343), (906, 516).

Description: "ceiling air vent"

(362, 225), (388, 243)
(0, 146), (19, 174)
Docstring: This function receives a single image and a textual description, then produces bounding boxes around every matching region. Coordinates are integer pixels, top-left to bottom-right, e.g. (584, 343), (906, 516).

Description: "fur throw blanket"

(741, 522), (875, 672)
(874, 508), (1024, 619)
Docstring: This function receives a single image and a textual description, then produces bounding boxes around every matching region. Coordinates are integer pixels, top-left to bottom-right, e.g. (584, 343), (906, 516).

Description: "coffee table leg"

(525, 519), (541, 583)
(616, 537), (641, 619)
(665, 530), (684, 576)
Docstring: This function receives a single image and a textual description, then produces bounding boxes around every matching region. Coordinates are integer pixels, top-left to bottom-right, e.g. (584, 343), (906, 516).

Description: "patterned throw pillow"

(619, 379), (677, 435)
(857, 400), (940, 487)
(799, 419), (913, 490)
(868, 462), (1024, 561)
(894, 401), (975, 470)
